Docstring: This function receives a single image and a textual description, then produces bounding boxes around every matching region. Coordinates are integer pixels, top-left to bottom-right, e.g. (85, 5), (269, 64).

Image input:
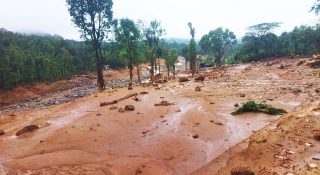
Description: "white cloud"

(0, 0), (318, 40)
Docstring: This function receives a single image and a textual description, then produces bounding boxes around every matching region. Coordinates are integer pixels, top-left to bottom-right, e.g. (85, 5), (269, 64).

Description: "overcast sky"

(0, 0), (319, 40)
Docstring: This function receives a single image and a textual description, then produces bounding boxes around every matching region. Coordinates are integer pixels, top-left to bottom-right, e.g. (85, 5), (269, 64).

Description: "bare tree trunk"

(166, 65), (170, 80)
(136, 65), (141, 85)
(129, 57), (133, 86)
(173, 65), (176, 79)
(150, 60), (155, 84)
(95, 43), (105, 92)
(185, 60), (188, 70)
(158, 57), (161, 74)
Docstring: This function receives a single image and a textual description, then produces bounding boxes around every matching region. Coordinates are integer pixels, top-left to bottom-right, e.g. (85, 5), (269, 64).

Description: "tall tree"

(199, 27), (237, 65)
(164, 48), (178, 79)
(188, 22), (197, 77)
(142, 20), (165, 83)
(115, 18), (141, 87)
(66, 0), (113, 91)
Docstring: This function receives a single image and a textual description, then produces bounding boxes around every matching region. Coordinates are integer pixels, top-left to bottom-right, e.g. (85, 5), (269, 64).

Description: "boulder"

(16, 125), (39, 136)
(313, 131), (320, 141)
(0, 130), (5, 136)
(124, 105), (135, 111)
(179, 77), (189, 82)
(231, 167), (255, 175)
(195, 75), (205, 82)
(195, 86), (201, 91)
(110, 106), (118, 110)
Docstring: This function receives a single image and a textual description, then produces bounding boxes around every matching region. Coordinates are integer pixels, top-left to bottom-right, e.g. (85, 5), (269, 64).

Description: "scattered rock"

(110, 106), (118, 110)
(192, 134), (199, 139)
(155, 79), (167, 84)
(292, 89), (302, 94)
(308, 163), (318, 169)
(313, 131), (320, 141)
(179, 77), (189, 82)
(234, 103), (239, 107)
(128, 86), (133, 90)
(240, 94), (246, 97)
(155, 87), (161, 90)
(195, 86), (201, 91)
(140, 91), (149, 95)
(16, 125), (39, 136)
(315, 88), (320, 93)
(231, 167), (255, 175)
(154, 101), (175, 106)
(0, 130), (5, 136)
(297, 60), (305, 66)
(195, 75), (205, 82)
(124, 105), (135, 111)
(118, 108), (125, 113)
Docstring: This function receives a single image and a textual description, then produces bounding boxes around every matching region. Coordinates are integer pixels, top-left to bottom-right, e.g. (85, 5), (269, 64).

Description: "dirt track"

(0, 57), (319, 174)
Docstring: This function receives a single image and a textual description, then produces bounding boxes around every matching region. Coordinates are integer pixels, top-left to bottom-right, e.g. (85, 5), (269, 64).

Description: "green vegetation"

(0, 29), (95, 89)
(199, 27), (237, 65)
(115, 18), (141, 85)
(231, 101), (287, 115)
(66, 0), (114, 91)
(163, 48), (178, 79)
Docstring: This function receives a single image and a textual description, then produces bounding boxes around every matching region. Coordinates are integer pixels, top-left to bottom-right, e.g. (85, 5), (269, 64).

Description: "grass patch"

(231, 101), (287, 115)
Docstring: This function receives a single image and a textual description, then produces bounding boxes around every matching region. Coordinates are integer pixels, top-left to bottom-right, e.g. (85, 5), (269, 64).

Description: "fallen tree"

(100, 93), (138, 107)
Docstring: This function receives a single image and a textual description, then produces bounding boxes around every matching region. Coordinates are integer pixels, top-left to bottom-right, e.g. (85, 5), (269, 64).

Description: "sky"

(0, 0), (319, 40)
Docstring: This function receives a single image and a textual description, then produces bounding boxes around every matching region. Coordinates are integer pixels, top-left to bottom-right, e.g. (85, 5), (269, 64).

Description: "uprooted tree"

(66, 0), (114, 91)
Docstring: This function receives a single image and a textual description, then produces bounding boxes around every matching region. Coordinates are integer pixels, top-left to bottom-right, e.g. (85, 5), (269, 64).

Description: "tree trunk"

(150, 60), (155, 84)
(95, 43), (105, 92)
(158, 57), (161, 74)
(166, 65), (170, 80)
(129, 57), (133, 85)
(136, 65), (141, 85)
(185, 60), (188, 70)
(173, 65), (176, 79)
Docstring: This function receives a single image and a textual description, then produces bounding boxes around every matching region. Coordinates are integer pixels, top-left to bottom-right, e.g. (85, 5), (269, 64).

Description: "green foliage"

(66, 0), (114, 91)
(0, 29), (95, 89)
(231, 101), (287, 115)
(247, 22), (281, 37)
(311, 0), (320, 15)
(199, 27), (237, 65)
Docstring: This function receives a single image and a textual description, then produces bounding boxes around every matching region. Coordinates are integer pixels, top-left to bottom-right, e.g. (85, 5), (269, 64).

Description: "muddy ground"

(0, 57), (320, 175)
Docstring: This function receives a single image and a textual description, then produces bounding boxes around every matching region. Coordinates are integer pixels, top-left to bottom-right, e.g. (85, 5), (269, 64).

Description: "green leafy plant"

(231, 101), (287, 115)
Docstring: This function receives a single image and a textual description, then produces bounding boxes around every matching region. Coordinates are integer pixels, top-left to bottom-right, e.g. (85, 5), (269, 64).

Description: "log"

(100, 93), (138, 107)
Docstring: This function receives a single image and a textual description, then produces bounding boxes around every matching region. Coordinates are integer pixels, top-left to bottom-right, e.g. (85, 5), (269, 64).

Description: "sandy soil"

(0, 57), (319, 175)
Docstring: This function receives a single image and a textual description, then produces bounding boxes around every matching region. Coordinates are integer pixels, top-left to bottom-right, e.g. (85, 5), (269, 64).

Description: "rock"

(155, 87), (161, 90)
(297, 60), (305, 66)
(195, 86), (201, 91)
(234, 103), (239, 107)
(313, 131), (320, 141)
(0, 130), (5, 136)
(124, 105), (135, 111)
(110, 106), (118, 110)
(315, 88), (320, 93)
(118, 108), (125, 113)
(240, 94), (246, 97)
(231, 167), (255, 175)
(154, 101), (175, 106)
(195, 75), (205, 82)
(179, 77), (189, 82)
(192, 134), (199, 139)
(16, 125), (39, 136)
(308, 163), (318, 169)
(292, 89), (302, 94)
(128, 86), (133, 90)
(140, 91), (149, 95)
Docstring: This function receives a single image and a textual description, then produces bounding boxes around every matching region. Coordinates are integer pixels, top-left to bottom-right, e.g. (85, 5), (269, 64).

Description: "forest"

(0, 0), (320, 90)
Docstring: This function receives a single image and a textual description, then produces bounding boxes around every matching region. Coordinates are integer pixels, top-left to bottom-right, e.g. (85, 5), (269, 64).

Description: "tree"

(181, 46), (189, 70)
(115, 18), (141, 87)
(142, 20), (165, 83)
(66, 0), (114, 91)
(188, 22), (197, 77)
(164, 48), (178, 79)
(247, 22), (281, 37)
(199, 27), (237, 65)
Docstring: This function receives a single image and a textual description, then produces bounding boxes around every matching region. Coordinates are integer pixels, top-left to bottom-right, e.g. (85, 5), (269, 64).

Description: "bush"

(231, 101), (287, 115)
